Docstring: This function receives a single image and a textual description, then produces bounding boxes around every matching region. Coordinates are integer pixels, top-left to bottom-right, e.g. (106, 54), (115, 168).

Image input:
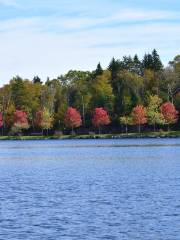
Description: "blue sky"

(0, 0), (180, 85)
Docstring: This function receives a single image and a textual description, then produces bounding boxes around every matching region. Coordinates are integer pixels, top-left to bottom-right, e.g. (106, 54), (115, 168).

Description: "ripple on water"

(0, 138), (180, 239)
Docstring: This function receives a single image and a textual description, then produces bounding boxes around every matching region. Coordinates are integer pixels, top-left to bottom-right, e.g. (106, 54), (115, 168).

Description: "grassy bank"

(0, 131), (180, 140)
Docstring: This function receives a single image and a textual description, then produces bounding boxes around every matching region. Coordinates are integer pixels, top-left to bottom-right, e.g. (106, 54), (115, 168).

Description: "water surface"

(0, 139), (180, 239)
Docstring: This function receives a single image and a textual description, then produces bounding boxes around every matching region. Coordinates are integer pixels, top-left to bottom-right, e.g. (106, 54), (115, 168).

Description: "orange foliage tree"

(12, 110), (29, 134)
(64, 107), (82, 133)
(92, 107), (110, 134)
(131, 105), (147, 133)
(160, 102), (178, 130)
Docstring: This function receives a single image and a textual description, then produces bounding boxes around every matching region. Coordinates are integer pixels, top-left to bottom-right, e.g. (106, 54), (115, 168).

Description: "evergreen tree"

(33, 76), (42, 84)
(108, 57), (121, 93)
(152, 49), (163, 72)
(143, 53), (153, 70)
(133, 54), (142, 75)
(122, 56), (134, 71)
(95, 62), (103, 76)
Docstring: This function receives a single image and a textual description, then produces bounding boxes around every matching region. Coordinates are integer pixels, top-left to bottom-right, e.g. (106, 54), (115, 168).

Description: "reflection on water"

(0, 139), (180, 239)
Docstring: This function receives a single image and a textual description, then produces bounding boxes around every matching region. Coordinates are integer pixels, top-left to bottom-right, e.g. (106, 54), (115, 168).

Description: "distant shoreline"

(0, 131), (180, 140)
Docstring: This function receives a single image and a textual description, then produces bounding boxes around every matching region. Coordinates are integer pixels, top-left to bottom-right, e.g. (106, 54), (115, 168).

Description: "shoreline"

(0, 131), (180, 140)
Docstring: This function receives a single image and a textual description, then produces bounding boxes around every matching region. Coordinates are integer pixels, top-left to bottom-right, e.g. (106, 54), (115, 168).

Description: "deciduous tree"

(160, 102), (178, 130)
(147, 95), (164, 131)
(120, 115), (132, 134)
(64, 107), (82, 132)
(12, 110), (29, 135)
(35, 108), (53, 134)
(91, 70), (115, 113)
(131, 105), (147, 133)
(92, 107), (110, 133)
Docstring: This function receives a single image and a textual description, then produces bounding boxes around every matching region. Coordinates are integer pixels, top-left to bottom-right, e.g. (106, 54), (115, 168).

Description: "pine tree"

(108, 57), (121, 93)
(152, 49), (163, 72)
(33, 76), (42, 84)
(142, 53), (153, 70)
(122, 56), (134, 71)
(95, 62), (103, 76)
(133, 54), (142, 75)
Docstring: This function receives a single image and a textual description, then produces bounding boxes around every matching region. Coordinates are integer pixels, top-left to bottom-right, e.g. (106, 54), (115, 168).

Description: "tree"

(152, 49), (163, 72)
(147, 95), (164, 131)
(64, 107), (82, 132)
(61, 70), (92, 126)
(33, 76), (42, 84)
(92, 107), (110, 134)
(12, 110), (29, 135)
(34, 110), (43, 129)
(116, 70), (144, 115)
(142, 53), (153, 70)
(11, 76), (29, 109)
(120, 116), (132, 134)
(41, 108), (53, 134)
(95, 62), (103, 76)
(108, 57), (121, 94)
(34, 108), (53, 134)
(160, 102), (178, 130)
(162, 67), (177, 102)
(131, 105), (147, 133)
(4, 103), (16, 129)
(14, 110), (29, 128)
(91, 70), (115, 113)
(133, 54), (142, 75)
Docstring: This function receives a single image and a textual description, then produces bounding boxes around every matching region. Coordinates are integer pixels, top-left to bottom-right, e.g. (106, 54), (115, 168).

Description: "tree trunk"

(125, 124), (128, 134)
(154, 123), (156, 132)
(98, 126), (101, 135)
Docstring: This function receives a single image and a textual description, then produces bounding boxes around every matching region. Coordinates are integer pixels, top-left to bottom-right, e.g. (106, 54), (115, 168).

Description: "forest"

(0, 49), (180, 136)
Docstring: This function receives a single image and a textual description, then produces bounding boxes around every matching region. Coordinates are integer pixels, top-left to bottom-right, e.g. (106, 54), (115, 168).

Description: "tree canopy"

(0, 50), (180, 135)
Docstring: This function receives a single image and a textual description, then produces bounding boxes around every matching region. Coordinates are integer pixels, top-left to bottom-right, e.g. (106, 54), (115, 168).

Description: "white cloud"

(0, 7), (180, 85)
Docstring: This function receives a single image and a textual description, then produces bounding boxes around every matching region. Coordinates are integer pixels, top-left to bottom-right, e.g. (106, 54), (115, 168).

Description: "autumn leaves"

(120, 97), (178, 133)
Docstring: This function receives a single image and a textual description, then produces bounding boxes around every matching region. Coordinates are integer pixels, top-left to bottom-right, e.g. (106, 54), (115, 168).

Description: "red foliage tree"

(131, 105), (147, 133)
(14, 110), (29, 129)
(0, 113), (3, 128)
(64, 107), (82, 132)
(92, 107), (110, 133)
(160, 102), (178, 130)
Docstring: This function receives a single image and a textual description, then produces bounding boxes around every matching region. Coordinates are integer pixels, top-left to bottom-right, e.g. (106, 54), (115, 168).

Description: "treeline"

(0, 49), (180, 135)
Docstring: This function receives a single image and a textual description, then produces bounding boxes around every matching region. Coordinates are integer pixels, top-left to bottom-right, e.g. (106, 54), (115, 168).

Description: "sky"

(0, 0), (180, 85)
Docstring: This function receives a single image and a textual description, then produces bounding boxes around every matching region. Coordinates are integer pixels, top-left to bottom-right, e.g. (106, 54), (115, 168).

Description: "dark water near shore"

(0, 139), (180, 239)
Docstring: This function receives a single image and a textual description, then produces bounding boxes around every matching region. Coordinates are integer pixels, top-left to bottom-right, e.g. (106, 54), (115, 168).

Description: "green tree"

(91, 70), (115, 113)
(169, 55), (180, 85)
(95, 62), (103, 76)
(152, 49), (163, 72)
(120, 115), (132, 134)
(35, 108), (53, 135)
(42, 108), (53, 134)
(147, 95), (164, 131)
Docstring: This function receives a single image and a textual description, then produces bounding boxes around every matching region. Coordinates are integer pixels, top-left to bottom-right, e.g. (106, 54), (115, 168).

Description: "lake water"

(0, 138), (180, 239)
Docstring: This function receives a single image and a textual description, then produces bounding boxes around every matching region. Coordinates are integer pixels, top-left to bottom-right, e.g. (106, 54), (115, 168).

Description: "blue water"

(0, 139), (180, 239)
